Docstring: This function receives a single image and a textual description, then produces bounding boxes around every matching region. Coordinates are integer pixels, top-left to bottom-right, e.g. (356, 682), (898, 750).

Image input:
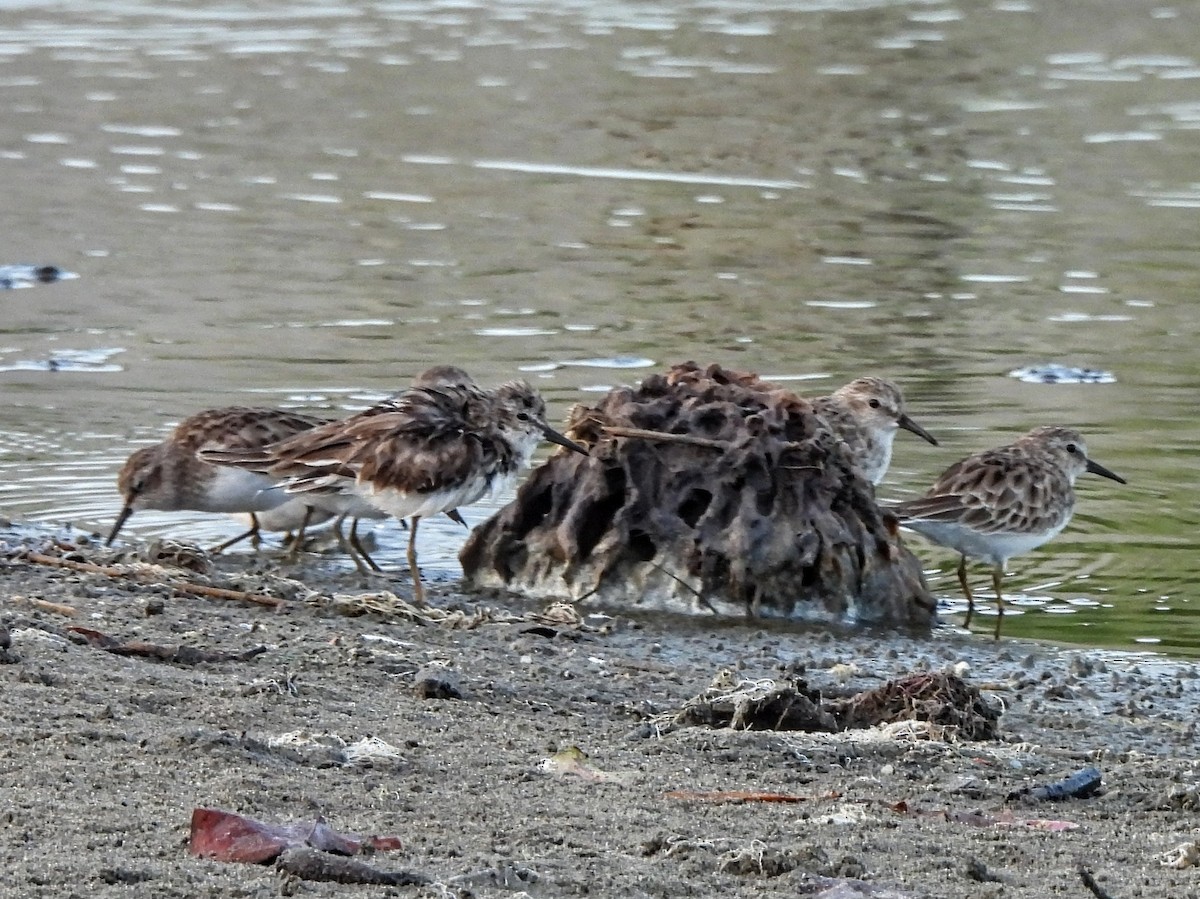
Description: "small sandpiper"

(812, 377), (938, 484)
(202, 371), (588, 604)
(889, 425), (1126, 639)
(107, 407), (330, 552)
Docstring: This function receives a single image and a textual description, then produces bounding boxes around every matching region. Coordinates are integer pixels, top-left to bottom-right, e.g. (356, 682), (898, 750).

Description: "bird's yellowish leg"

(957, 555), (975, 629)
(211, 512), (260, 554)
(407, 515), (425, 606)
(992, 566), (1005, 640)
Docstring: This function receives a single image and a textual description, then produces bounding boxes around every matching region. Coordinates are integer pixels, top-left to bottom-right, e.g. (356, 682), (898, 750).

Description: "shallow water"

(2, 0), (1199, 654)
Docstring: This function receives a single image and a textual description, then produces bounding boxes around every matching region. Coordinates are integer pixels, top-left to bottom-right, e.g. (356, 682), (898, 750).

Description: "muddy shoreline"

(2, 520), (1198, 899)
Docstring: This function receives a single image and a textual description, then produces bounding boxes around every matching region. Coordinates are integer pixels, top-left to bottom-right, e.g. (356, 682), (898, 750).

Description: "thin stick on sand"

(20, 551), (283, 608)
(23, 597), (78, 617)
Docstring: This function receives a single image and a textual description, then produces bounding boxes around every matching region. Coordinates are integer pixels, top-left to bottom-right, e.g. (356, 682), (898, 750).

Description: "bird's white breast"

(901, 518), (1069, 566)
(364, 473), (495, 520)
(229, 498), (335, 532)
(203, 468), (292, 513)
(862, 428), (896, 485)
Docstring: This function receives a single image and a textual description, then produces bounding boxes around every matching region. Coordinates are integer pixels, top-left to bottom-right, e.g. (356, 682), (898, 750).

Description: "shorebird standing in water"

(889, 425), (1126, 639)
(202, 371), (588, 604)
(812, 377), (938, 485)
(107, 407), (329, 552)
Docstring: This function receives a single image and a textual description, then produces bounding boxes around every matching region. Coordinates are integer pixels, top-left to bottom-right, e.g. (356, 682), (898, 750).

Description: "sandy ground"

(2, 519), (1199, 899)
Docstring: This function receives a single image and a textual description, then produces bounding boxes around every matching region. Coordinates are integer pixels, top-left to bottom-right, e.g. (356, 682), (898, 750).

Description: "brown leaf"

(188, 808), (404, 864)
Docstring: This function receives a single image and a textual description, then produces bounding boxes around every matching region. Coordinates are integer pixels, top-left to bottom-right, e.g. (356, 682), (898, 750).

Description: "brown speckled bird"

(107, 407), (329, 551)
(890, 425), (1126, 639)
(202, 372), (588, 604)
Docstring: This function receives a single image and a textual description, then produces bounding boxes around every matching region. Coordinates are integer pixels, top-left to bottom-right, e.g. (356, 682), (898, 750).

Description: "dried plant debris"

(264, 732), (406, 768)
(462, 361), (933, 626)
(1159, 841), (1200, 869)
(325, 591), (490, 625)
(17, 545), (287, 608)
(717, 840), (804, 877)
(539, 746), (626, 783)
(671, 670), (839, 733)
(831, 671), (1001, 741)
(654, 669), (1001, 741)
(664, 789), (835, 804)
(324, 591), (606, 637)
(67, 626), (268, 666)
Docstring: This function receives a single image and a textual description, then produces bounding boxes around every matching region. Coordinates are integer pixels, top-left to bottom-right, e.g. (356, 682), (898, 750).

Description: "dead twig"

(67, 626), (268, 665)
(601, 425), (728, 450)
(25, 597), (77, 617)
(646, 561), (718, 614)
(20, 551), (282, 608)
(664, 789), (835, 804)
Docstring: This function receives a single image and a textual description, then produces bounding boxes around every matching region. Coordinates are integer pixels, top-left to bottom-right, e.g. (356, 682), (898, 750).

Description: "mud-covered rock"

(461, 362), (934, 627)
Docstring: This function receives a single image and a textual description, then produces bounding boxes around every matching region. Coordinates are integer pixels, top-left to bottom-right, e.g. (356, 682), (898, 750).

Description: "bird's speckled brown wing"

(254, 384), (514, 498)
(811, 396), (861, 445)
(173, 407), (329, 454)
(195, 408), (359, 475)
(892, 447), (1073, 535)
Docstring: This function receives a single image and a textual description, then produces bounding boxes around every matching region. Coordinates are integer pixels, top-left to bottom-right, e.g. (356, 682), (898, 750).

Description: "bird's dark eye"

(516, 411), (531, 422)
(868, 399), (881, 409)
(1066, 443), (1078, 454)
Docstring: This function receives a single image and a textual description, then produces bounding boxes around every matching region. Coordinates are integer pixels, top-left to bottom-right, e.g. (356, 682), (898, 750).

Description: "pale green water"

(1, 0), (1198, 655)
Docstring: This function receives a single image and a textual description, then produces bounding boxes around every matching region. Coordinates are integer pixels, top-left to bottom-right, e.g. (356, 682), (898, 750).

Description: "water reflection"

(1, 0), (1198, 655)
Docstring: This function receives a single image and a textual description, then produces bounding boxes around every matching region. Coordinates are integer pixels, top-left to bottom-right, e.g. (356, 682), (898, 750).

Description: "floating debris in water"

(1009, 363), (1115, 384)
(0, 264), (78, 289)
(559, 356), (656, 369)
(0, 347), (125, 373)
(519, 356), (657, 373)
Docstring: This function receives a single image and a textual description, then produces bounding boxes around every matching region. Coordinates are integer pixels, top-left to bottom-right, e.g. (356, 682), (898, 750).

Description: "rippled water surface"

(3, 0), (1199, 654)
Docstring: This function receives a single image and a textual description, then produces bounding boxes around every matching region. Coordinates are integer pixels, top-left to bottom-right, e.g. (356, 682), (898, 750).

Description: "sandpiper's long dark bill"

(199, 371), (587, 604)
(534, 422), (588, 455)
(890, 425), (1126, 639)
(898, 412), (938, 446)
(1085, 457), (1126, 484)
(106, 501), (136, 546)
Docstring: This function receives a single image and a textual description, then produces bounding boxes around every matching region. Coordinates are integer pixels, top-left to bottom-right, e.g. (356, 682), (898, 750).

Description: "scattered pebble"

(412, 664), (463, 700)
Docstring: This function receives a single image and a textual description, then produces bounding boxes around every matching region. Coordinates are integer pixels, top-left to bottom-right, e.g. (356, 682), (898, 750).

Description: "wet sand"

(2, 521), (1198, 899)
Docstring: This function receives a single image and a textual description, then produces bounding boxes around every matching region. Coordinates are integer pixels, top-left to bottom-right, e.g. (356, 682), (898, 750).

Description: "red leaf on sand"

(189, 808), (289, 863)
(188, 808), (403, 863)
